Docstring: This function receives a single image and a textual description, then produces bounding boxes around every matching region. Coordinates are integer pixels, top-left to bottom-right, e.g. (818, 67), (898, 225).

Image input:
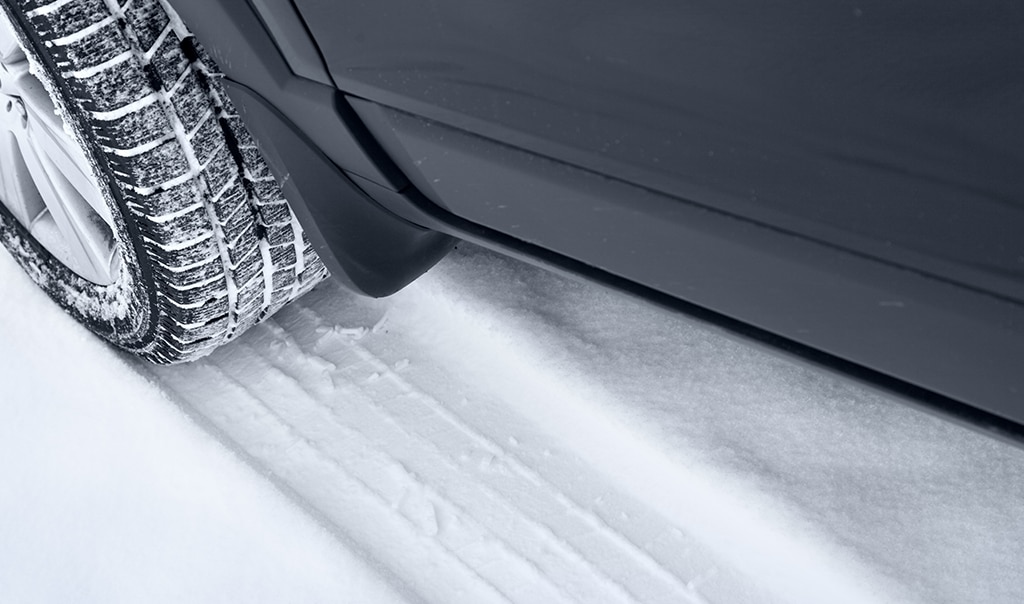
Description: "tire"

(0, 0), (327, 363)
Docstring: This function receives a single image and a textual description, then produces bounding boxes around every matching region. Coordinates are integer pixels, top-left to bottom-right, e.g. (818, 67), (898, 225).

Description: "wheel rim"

(0, 12), (121, 286)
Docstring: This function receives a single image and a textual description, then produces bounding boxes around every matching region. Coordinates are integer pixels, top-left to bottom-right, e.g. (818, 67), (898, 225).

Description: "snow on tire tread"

(10, 0), (327, 362)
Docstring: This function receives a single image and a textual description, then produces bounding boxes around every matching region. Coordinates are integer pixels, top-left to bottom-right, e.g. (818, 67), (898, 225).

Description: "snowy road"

(3, 243), (1024, 603)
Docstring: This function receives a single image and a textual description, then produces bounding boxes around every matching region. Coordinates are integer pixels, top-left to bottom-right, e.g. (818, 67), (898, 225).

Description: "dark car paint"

(298, 0), (1024, 298)
(173, 0), (1024, 434)
(348, 100), (1024, 435)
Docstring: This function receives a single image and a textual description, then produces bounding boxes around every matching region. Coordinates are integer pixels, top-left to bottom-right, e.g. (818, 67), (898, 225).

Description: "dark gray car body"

(171, 0), (1024, 436)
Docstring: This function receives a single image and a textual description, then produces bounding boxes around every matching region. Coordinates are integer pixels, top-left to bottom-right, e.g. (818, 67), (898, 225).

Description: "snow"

(0, 249), (406, 604)
(4, 241), (1024, 603)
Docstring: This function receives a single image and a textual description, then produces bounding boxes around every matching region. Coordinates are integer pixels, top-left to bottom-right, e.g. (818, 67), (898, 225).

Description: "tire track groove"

(290, 305), (710, 604)
(156, 360), (519, 604)
(246, 323), (642, 604)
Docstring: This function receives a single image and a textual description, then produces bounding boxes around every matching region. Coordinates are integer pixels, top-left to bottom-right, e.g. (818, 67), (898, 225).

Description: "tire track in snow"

(374, 267), (918, 604)
(151, 361), (517, 604)
(154, 314), (706, 604)
(284, 305), (708, 604)
(255, 313), (690, 604)
(143, 296), (749, 603)
(221, 338), (587, 604)
(142, 246), (924, 604)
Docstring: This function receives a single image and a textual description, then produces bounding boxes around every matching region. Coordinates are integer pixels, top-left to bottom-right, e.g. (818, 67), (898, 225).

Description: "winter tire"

(0, 0), (327, 363)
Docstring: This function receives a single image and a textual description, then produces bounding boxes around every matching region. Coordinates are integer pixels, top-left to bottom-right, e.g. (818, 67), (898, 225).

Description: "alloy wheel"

(0, 11), (120, 285)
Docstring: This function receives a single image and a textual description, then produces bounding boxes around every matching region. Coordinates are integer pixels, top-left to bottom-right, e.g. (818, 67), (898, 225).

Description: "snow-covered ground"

(2, 242), (1023, 603)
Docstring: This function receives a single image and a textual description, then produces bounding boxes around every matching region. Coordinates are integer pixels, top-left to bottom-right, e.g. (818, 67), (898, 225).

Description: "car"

(1, 0), (1021, 436)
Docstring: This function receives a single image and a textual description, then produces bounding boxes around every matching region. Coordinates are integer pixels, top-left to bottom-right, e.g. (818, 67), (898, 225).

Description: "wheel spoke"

(0, 12), (24, 65)
(0, 8), (119, 285)
(0, 132), (30, 222)
(19, 78), (113, 225)
(16, 130), (114, 283)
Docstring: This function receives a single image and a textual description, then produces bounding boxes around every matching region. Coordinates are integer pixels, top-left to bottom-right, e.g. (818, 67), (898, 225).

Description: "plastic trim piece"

(226, 81), (452, 297)
(245, 0), (332, 85)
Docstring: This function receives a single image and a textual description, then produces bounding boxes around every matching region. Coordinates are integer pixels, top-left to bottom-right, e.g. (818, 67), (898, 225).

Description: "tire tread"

(13, 0), (327, 362)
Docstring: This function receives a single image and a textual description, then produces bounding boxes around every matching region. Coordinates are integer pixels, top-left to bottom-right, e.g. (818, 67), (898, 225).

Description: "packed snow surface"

(2, 243), (1023, 603)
